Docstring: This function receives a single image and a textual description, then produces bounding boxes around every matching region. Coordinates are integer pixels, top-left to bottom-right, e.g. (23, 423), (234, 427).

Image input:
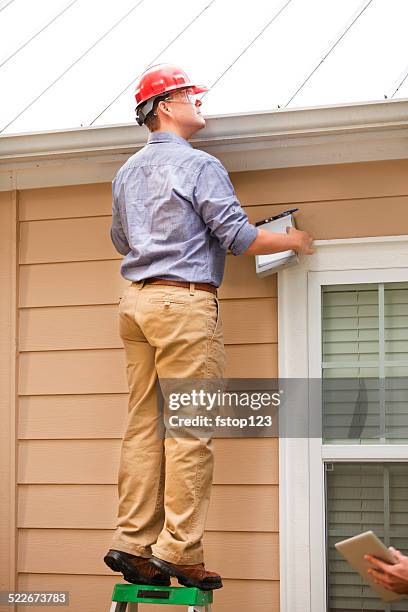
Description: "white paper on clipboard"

(255, 214), (299, 277)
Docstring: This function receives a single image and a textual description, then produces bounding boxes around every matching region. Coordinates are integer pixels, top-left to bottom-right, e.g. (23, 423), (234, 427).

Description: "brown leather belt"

(143, 277), (218, 296)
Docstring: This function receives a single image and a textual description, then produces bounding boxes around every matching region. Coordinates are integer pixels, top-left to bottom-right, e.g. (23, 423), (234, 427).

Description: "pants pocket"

(148, 292), (188, 307)
(207, 296), (221, 343)
(148, 298), (188, 306)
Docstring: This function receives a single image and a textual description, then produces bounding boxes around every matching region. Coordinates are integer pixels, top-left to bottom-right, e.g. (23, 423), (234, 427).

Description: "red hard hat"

(134, 63), (208, 125)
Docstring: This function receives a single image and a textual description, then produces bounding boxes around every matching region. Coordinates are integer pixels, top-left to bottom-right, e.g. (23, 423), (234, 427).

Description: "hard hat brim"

(189, 84), (208, 94)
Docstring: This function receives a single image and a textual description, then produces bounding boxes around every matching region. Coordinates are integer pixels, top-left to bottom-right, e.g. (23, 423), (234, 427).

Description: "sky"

(1, 0), (407, 136)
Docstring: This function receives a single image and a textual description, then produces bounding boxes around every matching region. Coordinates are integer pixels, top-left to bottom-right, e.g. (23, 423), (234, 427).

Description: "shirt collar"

(147, 131), (192, 148)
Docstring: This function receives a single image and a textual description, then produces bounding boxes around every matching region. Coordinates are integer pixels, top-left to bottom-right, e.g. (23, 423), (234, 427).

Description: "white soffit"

(0, 98), (407, 190)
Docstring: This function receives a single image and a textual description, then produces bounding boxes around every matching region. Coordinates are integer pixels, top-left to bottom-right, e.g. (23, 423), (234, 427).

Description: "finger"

(389, 547), (404, 561)
(368, 569), (394, 589)
(374, 579), (395, 591)
(368, 568), (385, 579)
(364, 555), (389, 571)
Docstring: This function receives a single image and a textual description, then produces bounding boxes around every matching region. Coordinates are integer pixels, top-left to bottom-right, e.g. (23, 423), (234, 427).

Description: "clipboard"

(255, 211), (299, 277)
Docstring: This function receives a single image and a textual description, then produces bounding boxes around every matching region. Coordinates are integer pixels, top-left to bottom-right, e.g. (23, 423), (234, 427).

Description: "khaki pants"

(110, 280), (226, 564)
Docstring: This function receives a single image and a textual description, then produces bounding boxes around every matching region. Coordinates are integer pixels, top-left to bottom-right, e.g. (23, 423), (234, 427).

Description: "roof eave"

(1, 98), (408, 164)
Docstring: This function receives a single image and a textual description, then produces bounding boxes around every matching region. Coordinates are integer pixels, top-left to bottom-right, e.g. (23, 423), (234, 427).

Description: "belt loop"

(139, 279), (146, 290)
(189, 282), (195, 296)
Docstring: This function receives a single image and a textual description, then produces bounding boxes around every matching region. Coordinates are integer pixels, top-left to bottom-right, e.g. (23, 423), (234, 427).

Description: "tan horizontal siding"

(231, 158), (408, 206)
(246, 195), (408, 239)
(18, 158), (408, 221)
(18, 183), (111, 221)
(19, 260), (127, 307)
(19, 216), (116, 264)
(19, 193), (408, 267)
(17, 484), (278, 532)
(17, 574), (279, 612)
(19, 195), (408, 270)
(18, 345), (277, 395)
(18, 439), (279, 485)
(17, 529), (279, 581)
(19, 299), (277, 351)
(18, 257), (277, 307)
(18, 394), (128, 439)
(19, 389), (283, 440)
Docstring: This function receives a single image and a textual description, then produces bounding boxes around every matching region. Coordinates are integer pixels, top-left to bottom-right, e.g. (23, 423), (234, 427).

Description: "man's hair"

(144, 88), (189, 131)
(144, 95), (168, 132)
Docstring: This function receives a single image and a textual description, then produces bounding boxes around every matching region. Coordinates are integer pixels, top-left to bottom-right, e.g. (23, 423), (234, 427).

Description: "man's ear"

(158, 100), (170, 114)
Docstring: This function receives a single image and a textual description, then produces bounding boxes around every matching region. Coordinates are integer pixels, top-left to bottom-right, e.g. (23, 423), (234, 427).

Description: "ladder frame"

(110, 602), (212, 611)
(110, 583), (213, 611)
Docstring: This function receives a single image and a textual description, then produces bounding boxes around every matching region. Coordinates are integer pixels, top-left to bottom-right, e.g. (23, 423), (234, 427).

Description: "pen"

(255, 208), (299, 227)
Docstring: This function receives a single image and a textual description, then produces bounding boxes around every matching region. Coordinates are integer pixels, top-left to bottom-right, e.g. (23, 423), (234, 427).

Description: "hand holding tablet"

(365, 546), (408, 596)
(335, 531), (404, 602)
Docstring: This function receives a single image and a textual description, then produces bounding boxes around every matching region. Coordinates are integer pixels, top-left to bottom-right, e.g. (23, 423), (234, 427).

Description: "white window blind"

(321, 282), (408, 443)
(323, 281), (408, 611)
(326, 463), (408, 612)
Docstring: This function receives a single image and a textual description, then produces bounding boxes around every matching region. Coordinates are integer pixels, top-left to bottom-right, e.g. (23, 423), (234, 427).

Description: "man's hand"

(286, 226), (315, 255)
(243, 226), (315, 256)
(365, 547), (408, 595)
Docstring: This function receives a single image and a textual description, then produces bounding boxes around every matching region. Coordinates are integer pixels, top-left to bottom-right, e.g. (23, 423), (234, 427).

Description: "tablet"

(335, 530), (403, 602)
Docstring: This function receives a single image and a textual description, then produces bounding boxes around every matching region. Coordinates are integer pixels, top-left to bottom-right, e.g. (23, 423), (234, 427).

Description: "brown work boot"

(104, 549), (171, 586)
(150, 556), (223, 590)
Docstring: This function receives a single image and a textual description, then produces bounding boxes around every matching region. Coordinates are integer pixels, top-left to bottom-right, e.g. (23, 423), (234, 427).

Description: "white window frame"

(278, 235), (408, 612)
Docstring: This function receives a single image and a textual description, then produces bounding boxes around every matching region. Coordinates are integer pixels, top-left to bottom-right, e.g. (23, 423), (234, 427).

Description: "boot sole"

(150, 556), (223, 590)
(104, 551), (170, 586)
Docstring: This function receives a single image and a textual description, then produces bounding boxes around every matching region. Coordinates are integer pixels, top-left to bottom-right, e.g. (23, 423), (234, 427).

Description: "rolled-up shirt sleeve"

(110, 178), (131, 256)
(191, 160), (258, 256)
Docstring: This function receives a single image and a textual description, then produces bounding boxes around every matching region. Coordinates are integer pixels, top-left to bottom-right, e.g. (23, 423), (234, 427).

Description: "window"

(278, 236), (408, 612)
(321, 281), (408, 611)
(326, 462), (408, 612)
(322, 282), (408, 444)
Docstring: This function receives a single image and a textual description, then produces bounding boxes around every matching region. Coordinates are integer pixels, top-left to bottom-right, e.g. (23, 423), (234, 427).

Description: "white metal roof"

(1, 0), (408, 136)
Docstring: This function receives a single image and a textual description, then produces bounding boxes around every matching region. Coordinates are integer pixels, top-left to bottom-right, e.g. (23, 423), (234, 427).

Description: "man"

(365, 548), (408, 595)
(104, 63), (314, 591)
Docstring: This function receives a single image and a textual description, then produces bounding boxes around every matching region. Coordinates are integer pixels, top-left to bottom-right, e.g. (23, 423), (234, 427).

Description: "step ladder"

(110, 583), (213, 612)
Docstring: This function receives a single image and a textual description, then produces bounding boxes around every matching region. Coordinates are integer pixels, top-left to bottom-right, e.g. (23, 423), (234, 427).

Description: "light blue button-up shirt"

(110, 131), (258, 287)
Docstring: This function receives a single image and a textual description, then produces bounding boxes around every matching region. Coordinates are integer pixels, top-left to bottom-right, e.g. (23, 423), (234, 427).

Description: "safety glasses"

(164, 90), (203, 106)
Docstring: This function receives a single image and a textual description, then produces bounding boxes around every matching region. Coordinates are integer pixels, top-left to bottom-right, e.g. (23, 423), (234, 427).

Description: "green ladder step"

(110, 583), (213, 611)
